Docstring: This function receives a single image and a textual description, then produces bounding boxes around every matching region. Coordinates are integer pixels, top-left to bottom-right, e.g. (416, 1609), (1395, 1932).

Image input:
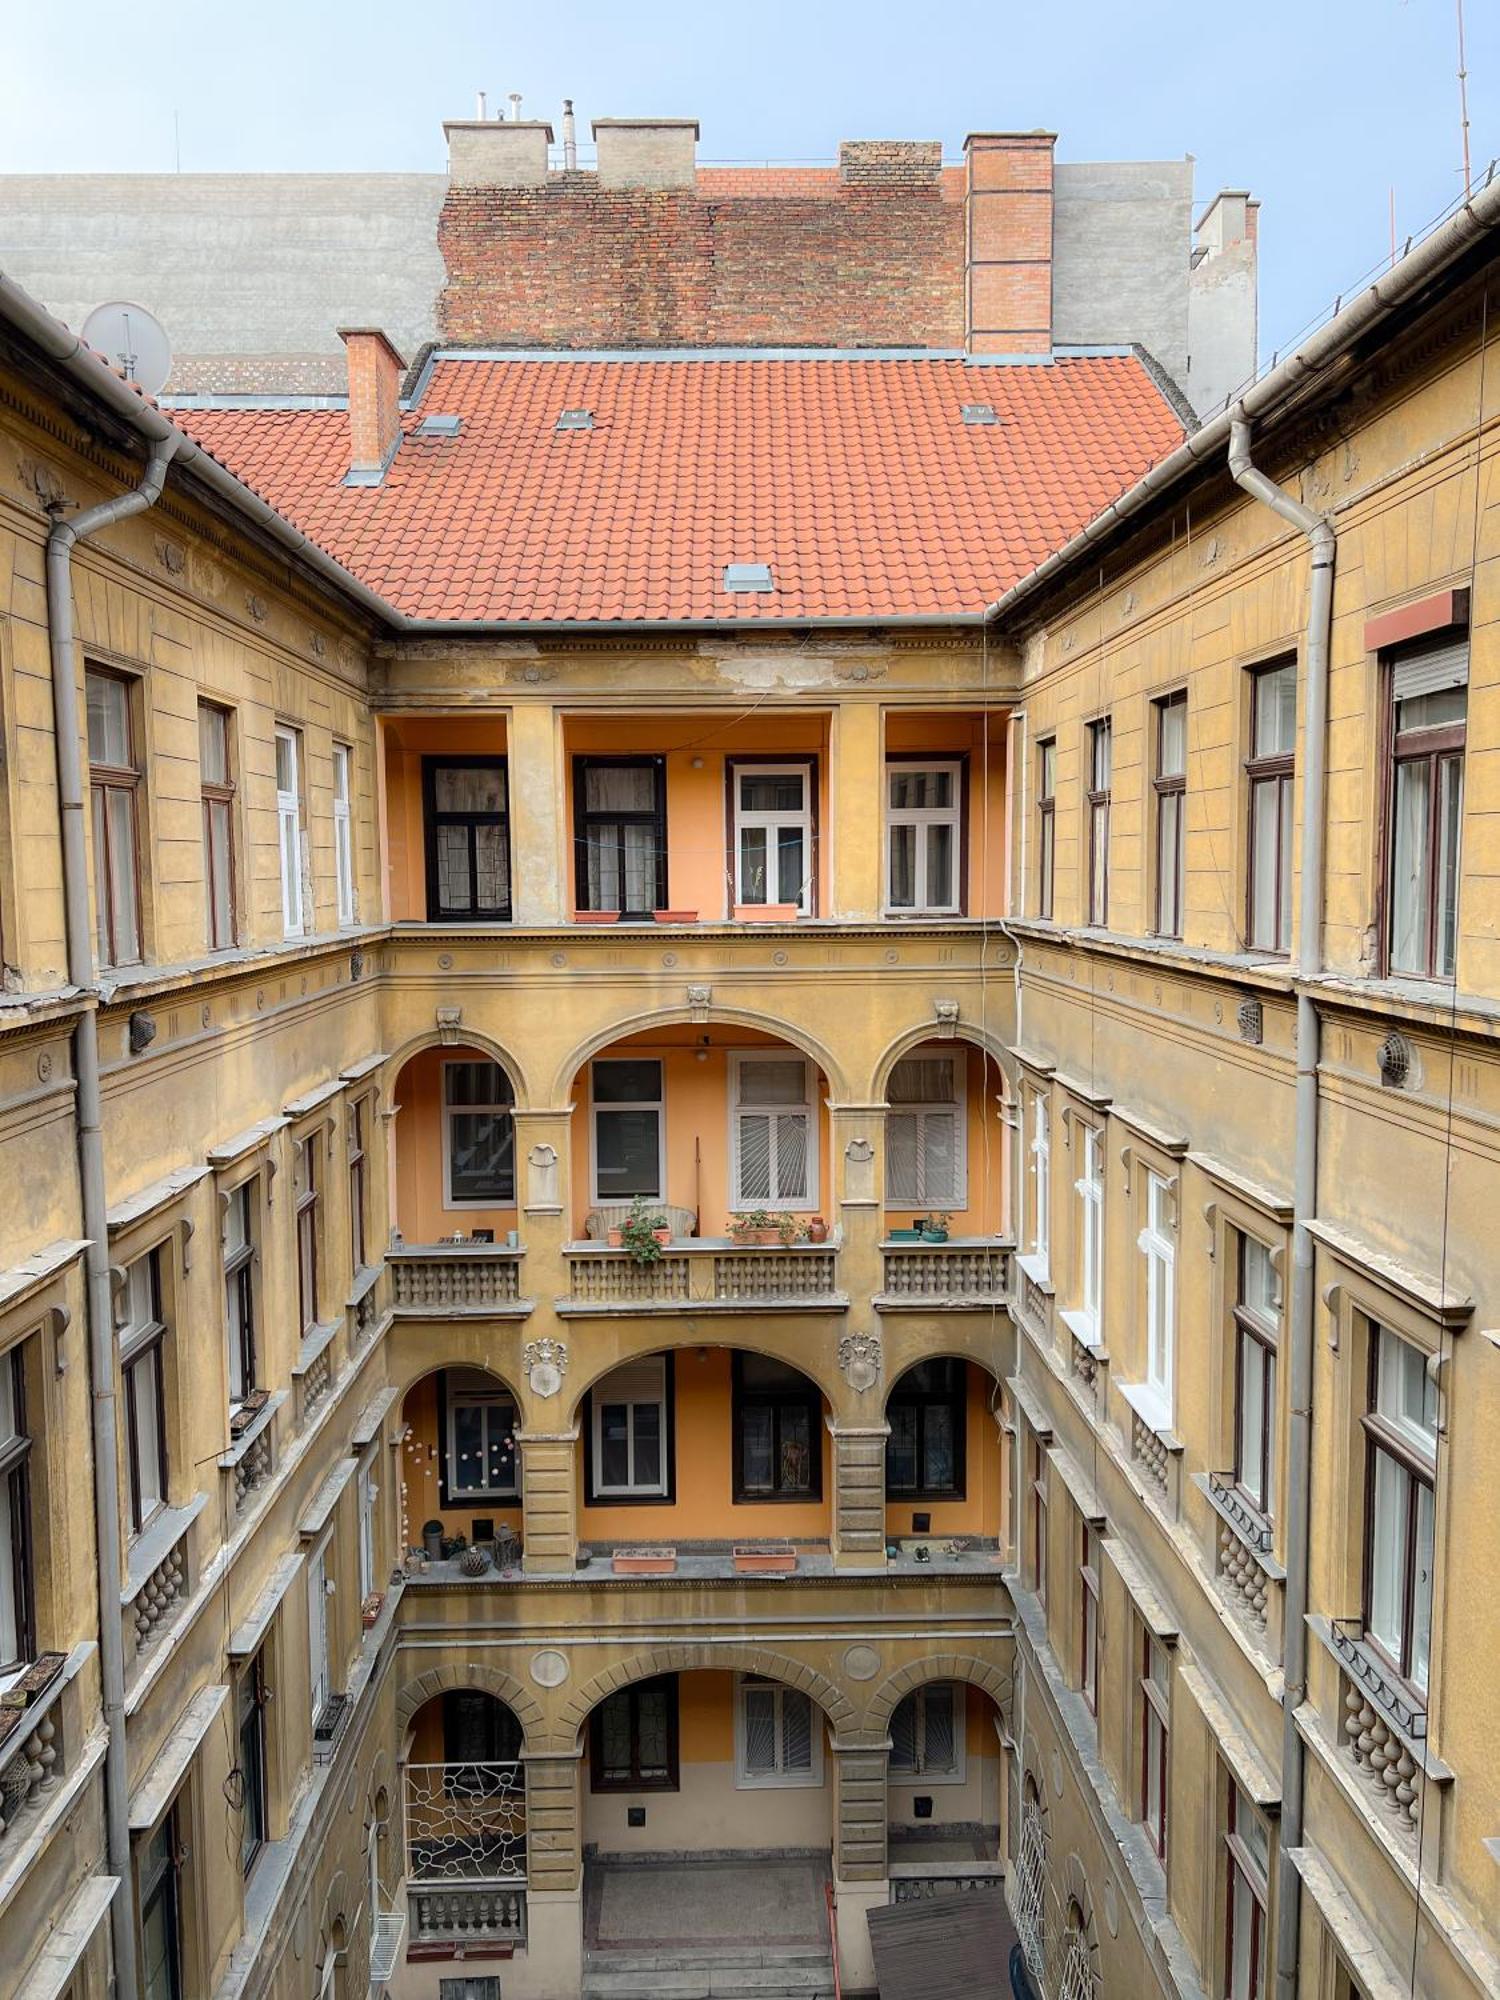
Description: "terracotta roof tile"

(170, 354), (1182, 625)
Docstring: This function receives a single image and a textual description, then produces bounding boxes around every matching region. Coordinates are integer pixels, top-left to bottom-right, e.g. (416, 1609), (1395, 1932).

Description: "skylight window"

(961, 403), (999, 426)
(723, 562), (775, 594)
(415, 413), (462, 437)
(556, 408), (594, 431)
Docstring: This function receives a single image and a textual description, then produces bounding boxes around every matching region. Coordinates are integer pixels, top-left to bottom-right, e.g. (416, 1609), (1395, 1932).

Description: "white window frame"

(589, 1357), (669, 1499)
(589, 1058), (665, 1206)
(732, 762), (813, 913)
(888, 1680), (967, 1784)
(733, 1674), (823, 1789)
(307, 1531), (331, 1723)
(275, 725), (305, 938)
(1139, 1170), (1176, 1418)
(444, 1372), (519, 1502)
(1074, 1122), (1104, 1336)
(357, 1454), (378, 1602)
(885, 759), (962, 915)
(1015, 1783), (1048, 1981)
(728, 1051), (818, 1212)
(885, 1048), (967, 1209)
(1029, 1092), (1051, 1277)
(332, 741), (355, 928)
(441, 1059), (517, 1211)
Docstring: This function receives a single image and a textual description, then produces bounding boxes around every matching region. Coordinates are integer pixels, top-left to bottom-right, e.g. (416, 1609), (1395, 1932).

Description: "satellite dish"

(82, 301), (173, 397)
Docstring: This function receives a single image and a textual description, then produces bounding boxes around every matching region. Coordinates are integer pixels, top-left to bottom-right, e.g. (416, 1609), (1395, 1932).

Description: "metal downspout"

(45, 432), (179, 2000)
(1226, 417), (1335, 2000)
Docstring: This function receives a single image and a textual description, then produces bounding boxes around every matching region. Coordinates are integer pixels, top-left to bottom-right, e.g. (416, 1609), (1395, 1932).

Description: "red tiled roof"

(170, 354), (1183, 625)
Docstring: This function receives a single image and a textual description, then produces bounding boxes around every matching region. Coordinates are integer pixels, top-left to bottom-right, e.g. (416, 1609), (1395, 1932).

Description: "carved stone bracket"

(933, 999), (960, 1038)
(686, 984), (712, 1022)
(523, 1338), (569, 1399)
(527, 1143), (559, 1209)
(838, 1333), (882, 1394)
(436, 1006), (463, 1046)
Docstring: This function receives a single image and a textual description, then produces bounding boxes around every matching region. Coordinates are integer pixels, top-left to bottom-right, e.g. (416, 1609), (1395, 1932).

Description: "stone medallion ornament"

(838, 1333), (881, 1394)
(523, 1338), (568, 1399)
(530, 1649), (569, 1688)
(843, 1644), (880, 1682)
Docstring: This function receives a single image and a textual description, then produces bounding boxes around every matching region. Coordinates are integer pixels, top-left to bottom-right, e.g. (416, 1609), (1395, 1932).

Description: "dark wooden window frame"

(1036, 738), (1056, 920)
(422, 756), (512, 921)
(122, 1253), (169, 1536)
(198, 701), (238, 952)
(588, 1673), (680, 1792)
(0, 1344), (35, 1671)
(725, 755), (820, 916)
(1030, 1434), (1048, 1608)
(581, 1353), (677, 1507)
(1080, 1520), (1100, 1714)
(572, 755), (668, 917)
(442, 1687), (523, 1766)
(87, 666), (144, 968)
(731, 1354), (824, 1503)
(885, 1359), (967, 1502)
(1381, 675), (1467, 981)
(1359, 1324), (1436, 1694)
(1086, 716), (1112, 928)
(1244, 664), (1296, 955)
(884, 751), (969, 916)
(348, 1097), (369, 1276)
(1140, 1630), (1170, 1861)
(294, 1136), (320, 1336)
(1231, 1234), (1278, 1522)
(139, 1802), (184, 2000)
(237, 1648), (269, 1877)
(1223, 1782), (1268, 2000)
(1153, 691), (1188, 940)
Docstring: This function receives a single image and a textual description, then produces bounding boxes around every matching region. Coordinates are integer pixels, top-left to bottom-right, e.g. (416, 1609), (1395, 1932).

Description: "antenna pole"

(1458, 0), (1473, 195)
(1389, 187), (1397, 269)
(173, 109), (181, 173)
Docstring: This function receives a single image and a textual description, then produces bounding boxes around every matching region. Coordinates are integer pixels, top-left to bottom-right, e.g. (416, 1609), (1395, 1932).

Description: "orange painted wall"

(678, 1669), (737, 1761)
(399, 1373), (524, 1551)
(882, 1364), (1004, 1540)
(883, 709), (1009, 918)
(882, 1041), (1010, 1237)
(567, 1028), (832, 1240)
(394, 1045), (520, 1244)
(577, 1348), (833, 1542)
(382, 716), (509, 922)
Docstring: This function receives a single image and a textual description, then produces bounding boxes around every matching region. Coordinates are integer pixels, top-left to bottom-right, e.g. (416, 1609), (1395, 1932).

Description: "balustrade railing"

(1130, 1412), (1170, 1496)
(0, 1658), (68, 1847)
(388, 1247), (524, 1314)
(408, 1881), (527, 1947)
(880, 1242), (1011, 1304)
(563, 1243), (840, 1309)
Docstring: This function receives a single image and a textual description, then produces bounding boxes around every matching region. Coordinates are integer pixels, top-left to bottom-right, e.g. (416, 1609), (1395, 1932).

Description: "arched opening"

(882, 1356), (1004, 1550)
(884, 1675), (1006, 1891)
(391, 1043), (519, 1249)
(401, 1687), (527, 1953)
(398, 1365), (522, 1570)
(1013, 1771), (1050, 1984)
(881, 1037), (1011, 1241)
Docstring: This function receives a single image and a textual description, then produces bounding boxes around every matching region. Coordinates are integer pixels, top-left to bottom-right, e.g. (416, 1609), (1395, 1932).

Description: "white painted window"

(589, 1357), (668, 1499)
(357, 1456), (378, 1602)
(1138, 1171), (1175, 1417)
(591, 1059), (664, 1204)
(1366, 1326), (1437, 1694)
(1029, 1094), (1051, 1275)
(886, 761), (961, 913)
(444, 1370), (518, 1501)
(1015, 1780), (1048, 1981)
(332, 742), (355, 927)
(120, 1252), (168, 1536)
(308, 1534), (331, 1722)
(1074, 1124), (1104, 1333)
(730, 1054), (815, 1209)
(733, 763), (813, 912)
(735, 1674), (821, 1787)
(889, 1681), (964, 1781)
(275, 726), (305, 938)
(886, 1051), (964, 1208)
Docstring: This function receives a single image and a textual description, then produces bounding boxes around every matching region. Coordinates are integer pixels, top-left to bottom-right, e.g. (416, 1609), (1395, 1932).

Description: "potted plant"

(360, 1590), (385, 1628)
(612, 1545), (678, 1575)
(775, 1211), (804, 1247)
(730, 1209), (780, 1247)
(733, 1541), (798, 1575)
(620, 1194), (672, 1262)
(921, 1211), (952, 1244)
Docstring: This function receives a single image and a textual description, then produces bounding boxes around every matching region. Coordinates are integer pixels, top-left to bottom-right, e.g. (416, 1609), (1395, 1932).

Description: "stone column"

(829, 701), (884, 920)
(507, 702), (566, 925)
(512, 1107), (573, 1278)
(828, 1103), (887, 1308)
(832, 1740), (890, 1992)
(515, 1428), (578, 1574)
(521, 1749), (584, 1998)
(829, 1421), (889, 1569)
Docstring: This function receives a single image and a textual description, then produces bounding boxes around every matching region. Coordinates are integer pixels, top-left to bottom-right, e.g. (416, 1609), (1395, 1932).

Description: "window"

(1140, 1633), (1170, 1859)
(1233, 1236), (1279, 1519)
(348, 1099), (368, 1274)
(1224, 1782), (1270, 2000)
(588, 1357), (670, 1500)
(887, 760), (961, 914)
(1059, 1901), (1095, 2000)
(1037, 739), (1057, 919)
(442, 1689), (522, 1766)
(199, 704), (236, 951)
(0, 1347), (34, 1672)
(423, 759), (510, 921)
(889, 1681), (961, 1779)
(591, 1059), (663, 1203)
(442, 1061), (515, 1207)
(439, 1982), (502, 2000)
(121, 1252), (168, 1534)
(1074, 1123), (1104, 1335)
(442, 1370), (518, 1502)
(887, 1360), (965, 1499)
(1246, 663), (1296, 952)
(736, 1675), (821, 1786)
(332, 742), (355, 927)
(1363, 1326), (1437, 1694)
(87, 669), (142, 966)
(574, 758), (666, 917)
(1015, 1776), (1047, 1981)
(886, 1051), (964, 1208)
(293, 1136), (319, 1334)
(357, 1457), (377, 1602)
(223, 1181), (258, 1409)
(732, 763), (814, 913)
(139, 1808), (183, 2000)
(733, 1355), (821, 1500)
(1080, 1524), (1101, 1713)
(590, 1674), (678, 1790)
(307, 1536), (331, 1722)
(1030, 1435), (1049, 1609)
(1087, 718), (1112, 927)
(1139, 1171), (1175, 1418)
(1153, 692), (1187, 938)
(1387, 636), (1466, 978)
(237, 1649), (268, 1876)
(731, 1054), (815, 1209)
(275, 726), (305, 938)
(1029, 1093), (1051, 1276)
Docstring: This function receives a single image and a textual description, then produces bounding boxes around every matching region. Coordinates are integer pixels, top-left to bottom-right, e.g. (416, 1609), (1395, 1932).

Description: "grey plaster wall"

(0, 173), (446, 392)
(1052, 160), (1195, 386)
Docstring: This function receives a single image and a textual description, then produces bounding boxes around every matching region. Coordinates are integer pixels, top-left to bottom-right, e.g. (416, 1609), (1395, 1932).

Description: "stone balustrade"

(560, 1242), (842, 1312)
(388, 1246), (525, 1315)
(408, 1881), (526, 1947)
(878, 1241), (1011, 1306)
(1131, 1412), (1170, 1496)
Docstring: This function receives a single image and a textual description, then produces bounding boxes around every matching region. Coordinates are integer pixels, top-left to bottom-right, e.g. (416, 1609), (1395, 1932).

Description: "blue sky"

(3, 0), (1497, 362)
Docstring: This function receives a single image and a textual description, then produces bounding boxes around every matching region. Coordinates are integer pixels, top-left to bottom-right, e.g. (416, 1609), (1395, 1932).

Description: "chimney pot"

(592, 117), (699, 189)
(338, 328), (406, 482)
(444, 117), (554, 188)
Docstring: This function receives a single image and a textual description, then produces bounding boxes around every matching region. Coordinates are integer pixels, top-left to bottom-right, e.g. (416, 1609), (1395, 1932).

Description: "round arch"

(878, 1343), (1005, 1418)
(563, 1330), (839, 1428)
(395, 1662), (546, 1750)
(550, 1003), (851, 1108)
(865, 1652), (1014, 1735)
(553, 1642), (859, 1751)
(393, 1350), (526, 1406)
(384, 1027), (534, 1111)
(868, 1020), (1017, 1106)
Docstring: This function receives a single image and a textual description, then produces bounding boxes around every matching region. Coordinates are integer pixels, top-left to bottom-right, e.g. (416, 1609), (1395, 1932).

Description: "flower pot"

(360, 1591), (384, 1628)
(888, 1227), (922, 1242)
(15, 1654), (65, 1704)
(652, 1227), (673, 1247)
(612, 1546), (677, 1575)
(607, 1228), (624, 1247)
(573, 910), (620, 925)
(733, 902), (800, 922)
(733, 1542), (797, 1575)
(653, 910), (697, 924)
(805, 1217), (828, 1244)
(731, 1228), (781, 1247)
(921, 1229), (949, 1244)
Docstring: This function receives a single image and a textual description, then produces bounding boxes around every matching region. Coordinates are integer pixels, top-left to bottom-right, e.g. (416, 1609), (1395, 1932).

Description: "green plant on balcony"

(620, 1195), (672, 1263)
(731, 1210), (806, 1247)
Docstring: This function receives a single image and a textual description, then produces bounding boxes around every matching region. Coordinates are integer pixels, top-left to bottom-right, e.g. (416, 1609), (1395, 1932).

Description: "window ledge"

(1195, 1472), (1284, 1576)
(1308, 1615), (1449, 1776)
(345, 1263), (382, 1310)
(1058, 1306), (1105, 1354)
(1014, 1251), (1054, 1292)
(218, 1390), (287, 1470)
(292, 1318), (340, 1378)
(122, 1494), (206, 1604)
(1116, 1379), (1178, 1444)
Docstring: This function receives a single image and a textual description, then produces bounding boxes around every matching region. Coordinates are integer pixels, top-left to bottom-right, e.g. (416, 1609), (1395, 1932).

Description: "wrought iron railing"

(405, 1761), (526, 1883)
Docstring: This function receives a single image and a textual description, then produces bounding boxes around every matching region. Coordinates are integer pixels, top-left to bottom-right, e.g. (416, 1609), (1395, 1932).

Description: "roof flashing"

(723, 561), (775, 594)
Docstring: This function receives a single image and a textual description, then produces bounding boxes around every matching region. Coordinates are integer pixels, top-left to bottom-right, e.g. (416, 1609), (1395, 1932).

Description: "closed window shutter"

(781, 1690), (813, 1773)
(887, 1113), (920, 1203)
(1392, 637), (1468, 702)
(738, 1114), (772, 1201)
(775, 1113), (809, 1199)
(920, 1109), (958, 1204)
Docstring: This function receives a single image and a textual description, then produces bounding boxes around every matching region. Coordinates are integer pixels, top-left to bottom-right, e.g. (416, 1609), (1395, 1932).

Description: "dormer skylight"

(961, 403), (999, 426)
(556, 408), (595, 431)
(723, 562), (775, 594)
(415, 413), (462, 437)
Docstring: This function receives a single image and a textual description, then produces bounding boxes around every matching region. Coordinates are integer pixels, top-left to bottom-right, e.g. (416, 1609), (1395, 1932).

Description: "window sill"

(1116, 1379), (1176, 1441)
(733, 1767), (826, 1790)
(1015, 1251), (1054, 1292)
(122, 1493), (207, 1604)
(1196, 1472), (1283, 1575)
(292, 1318), (340, 1378)
(1058, 1307), (1105, 1353)
(218, 1390), (288, 1470)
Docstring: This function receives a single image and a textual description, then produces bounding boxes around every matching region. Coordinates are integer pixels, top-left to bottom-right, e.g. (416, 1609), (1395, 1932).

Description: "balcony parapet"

(1012, 1254), (1054, 1345)
(122, 1494), (206, 1677)
(558, 1240), (844, 1315)
(388, 1245), (532, 1319)
(1198, 1471), (1284, 1646)
(875, 1240), (1011, 1310)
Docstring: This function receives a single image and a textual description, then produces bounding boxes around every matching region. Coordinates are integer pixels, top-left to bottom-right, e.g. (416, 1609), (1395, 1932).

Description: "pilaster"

(829, 1422), (890, 1568)
(507, 703), (566, 924)
(829, 701), (885, 919)
(515, 1429), (579, 1573)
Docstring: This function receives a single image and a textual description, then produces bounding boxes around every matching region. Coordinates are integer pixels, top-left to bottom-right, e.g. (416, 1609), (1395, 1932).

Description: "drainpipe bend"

(45, 431), (180, 2000)
(1226, 416), (1335, 2000)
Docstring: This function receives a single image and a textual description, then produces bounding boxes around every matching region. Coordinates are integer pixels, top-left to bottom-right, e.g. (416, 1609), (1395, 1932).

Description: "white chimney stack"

(508, 92), (523, 122)
(476, 89), (487, 119)
(562, 97), (578, 170)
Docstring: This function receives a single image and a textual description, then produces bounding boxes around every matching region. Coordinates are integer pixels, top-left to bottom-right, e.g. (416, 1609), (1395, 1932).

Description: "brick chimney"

(339, 329), (406, 484)
(964, 132), (1056, 356)
(592, 118), (699, 189)
(444, 118), (555, 188)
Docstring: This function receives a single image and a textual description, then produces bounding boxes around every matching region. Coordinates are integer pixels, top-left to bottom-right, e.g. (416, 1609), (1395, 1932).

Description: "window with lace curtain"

(735, 1675), (822, 1787)
(730, 1054), (816, 1209)
(573, 758), (666, 916)
(423, 758), (511, 920)
(888, 1681), (962, 1780)
(886, 1050), (965, 1208)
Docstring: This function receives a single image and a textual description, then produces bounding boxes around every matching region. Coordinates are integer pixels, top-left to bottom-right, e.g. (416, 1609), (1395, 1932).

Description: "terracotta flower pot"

(607, 1228), (624, 1247)
(806, 1218), (828, 1243)
(652, 1227), (673, 1246)
(653, 910), (697, 924)
(733, 1543), (797, 1575)
(733, 902), (800, 922)
(612, 1546), (677, 1575)
(573, 910), (620, 925)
